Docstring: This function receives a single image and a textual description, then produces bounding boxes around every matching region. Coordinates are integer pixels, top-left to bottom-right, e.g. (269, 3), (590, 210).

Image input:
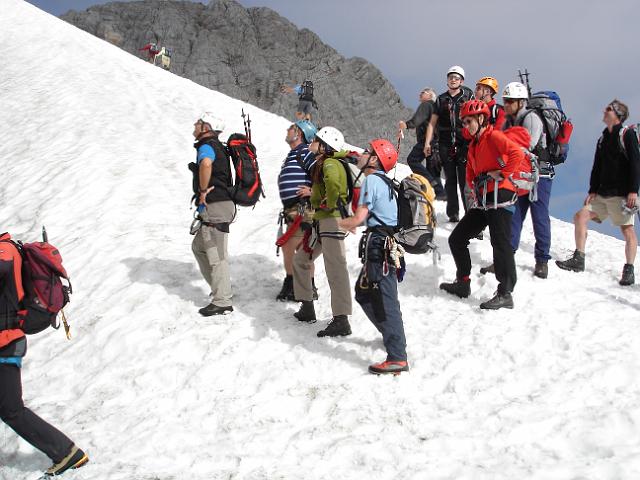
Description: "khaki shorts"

(588, 194), (635, 226)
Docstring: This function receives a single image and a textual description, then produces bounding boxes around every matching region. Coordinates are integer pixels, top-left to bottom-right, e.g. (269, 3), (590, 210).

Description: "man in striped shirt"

(276, 120), (318, 301)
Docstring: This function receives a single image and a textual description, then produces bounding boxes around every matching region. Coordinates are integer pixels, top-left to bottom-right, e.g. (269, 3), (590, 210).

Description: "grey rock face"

(61, 0), (413, 149)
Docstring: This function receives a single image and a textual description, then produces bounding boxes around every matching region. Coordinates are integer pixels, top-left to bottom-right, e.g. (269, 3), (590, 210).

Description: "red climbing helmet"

(460, 99), (491, 119)
(369, 139), (398, 172)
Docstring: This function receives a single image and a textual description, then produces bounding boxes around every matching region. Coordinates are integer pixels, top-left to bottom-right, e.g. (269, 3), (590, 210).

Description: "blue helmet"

(295, 120), (318, 144)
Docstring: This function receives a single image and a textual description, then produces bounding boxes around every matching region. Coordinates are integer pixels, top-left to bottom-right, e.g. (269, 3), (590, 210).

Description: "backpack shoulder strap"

(521, 108), (552, 148)
(372, 172), (397, 200)
(617, 124), (638, 155)
(365, 175), (396, 229)
(619, 125), (628, 153)
(490, 104), (501, 124)
(336, 158), (355, 202)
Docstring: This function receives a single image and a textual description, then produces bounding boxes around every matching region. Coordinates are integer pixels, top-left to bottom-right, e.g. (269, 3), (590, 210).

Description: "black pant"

(406, 143), (444, 195)
(440, 143), (468, 218)
(448, 206), (517, 294)
(0, 364), (73, 463)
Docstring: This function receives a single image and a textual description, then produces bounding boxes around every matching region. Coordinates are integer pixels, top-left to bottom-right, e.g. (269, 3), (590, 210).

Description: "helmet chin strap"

(473, 116), (486, 142)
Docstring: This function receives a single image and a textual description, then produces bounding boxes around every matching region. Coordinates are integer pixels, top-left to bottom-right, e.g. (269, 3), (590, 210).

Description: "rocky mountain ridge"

(61, 0), (413, 148)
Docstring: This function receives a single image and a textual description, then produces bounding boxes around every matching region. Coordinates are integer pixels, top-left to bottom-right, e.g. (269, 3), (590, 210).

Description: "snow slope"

(1, 1), (640, 479)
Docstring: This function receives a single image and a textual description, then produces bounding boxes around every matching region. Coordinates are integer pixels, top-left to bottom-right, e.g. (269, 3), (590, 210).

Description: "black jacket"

(589, 124), (640, 197)
(191, 136), (232, 203)
(406, 100), (435, 145)
(435, 86), (474, 146)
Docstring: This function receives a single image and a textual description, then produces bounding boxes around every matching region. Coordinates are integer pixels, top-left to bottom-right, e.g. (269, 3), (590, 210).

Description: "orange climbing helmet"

(476, 76), (499, 94)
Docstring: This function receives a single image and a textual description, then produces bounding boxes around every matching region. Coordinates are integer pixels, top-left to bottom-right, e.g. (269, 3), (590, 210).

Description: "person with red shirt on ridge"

(439, 100), (525, 310)
(138, 42), (160, 63)
(0, 233), (88, 477)
(474, 76), (505, 130)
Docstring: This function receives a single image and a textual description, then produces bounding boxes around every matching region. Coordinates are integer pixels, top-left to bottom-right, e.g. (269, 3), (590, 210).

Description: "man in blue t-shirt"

(275, 120), (318, 301)
(338, 139), (409, 375)
(190, 112), (236, 316)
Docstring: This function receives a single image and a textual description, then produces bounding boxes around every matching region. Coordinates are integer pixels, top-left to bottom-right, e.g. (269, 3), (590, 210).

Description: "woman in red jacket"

(439, 100), (525, 310)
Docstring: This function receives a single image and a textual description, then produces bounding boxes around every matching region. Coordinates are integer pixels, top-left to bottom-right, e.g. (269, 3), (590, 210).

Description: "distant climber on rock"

(155, 47), (172, 70)
(139, 42), (160, 63)
(280, 80), (316, 121)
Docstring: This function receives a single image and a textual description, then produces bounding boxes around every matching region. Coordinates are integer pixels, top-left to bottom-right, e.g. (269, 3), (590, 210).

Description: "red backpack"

(1, 236), (72, 335)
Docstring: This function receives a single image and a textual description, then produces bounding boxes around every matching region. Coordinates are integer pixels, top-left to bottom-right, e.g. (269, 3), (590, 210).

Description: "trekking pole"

(247, 113), (252, 143)
(518, 68), (532, 98)
(42, 225), (48, 243)
(241, 109), (248, 137)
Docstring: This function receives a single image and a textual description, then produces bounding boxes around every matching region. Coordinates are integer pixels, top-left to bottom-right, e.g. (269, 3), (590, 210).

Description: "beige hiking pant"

(192, 201), (235, 307)
(292, 217), (352, 316)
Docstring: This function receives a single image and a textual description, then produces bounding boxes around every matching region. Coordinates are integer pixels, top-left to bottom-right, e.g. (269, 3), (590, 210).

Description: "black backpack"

(335, 154), (364, 218)
(489, 103), (504, 126)
(300, 80), (314, 101)
(226, 133), (264, 207)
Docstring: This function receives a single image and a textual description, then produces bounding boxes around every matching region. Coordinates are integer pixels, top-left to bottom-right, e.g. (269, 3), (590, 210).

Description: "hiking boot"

(435, 191), (447, 201)
(556, 250), (585, 272)
(475, 232), (484, 241)
(448, 215), (459, 223)
(619, 263), (635, 286)
(45, 445), (89, 477)
(480, 291), (514, 310)
(479, 263), (495, 275)
(276, 275), (294, 301)
(294, 300), (316, 323)
(317, 315), (351, 337)
(199, 303), (234, 316)
(534, 262), (548, 279)
(439, 278), (471, 298)
(368, 360), (409, 375)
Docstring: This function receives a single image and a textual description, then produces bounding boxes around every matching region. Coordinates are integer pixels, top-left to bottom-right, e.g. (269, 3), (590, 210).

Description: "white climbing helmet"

(447, 65), (465, 79)
(199, 112), (225, 132)
(502, 82), (529, 100)
(315, 126), (345, 152)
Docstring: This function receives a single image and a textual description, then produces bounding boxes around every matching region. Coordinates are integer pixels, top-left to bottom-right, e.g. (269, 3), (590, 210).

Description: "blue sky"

(29, 0), (640, 240)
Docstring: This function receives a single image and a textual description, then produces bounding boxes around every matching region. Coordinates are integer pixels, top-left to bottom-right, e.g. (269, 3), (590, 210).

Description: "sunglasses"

(447, 75), (462, 81)
(503, 98), (518, 104)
